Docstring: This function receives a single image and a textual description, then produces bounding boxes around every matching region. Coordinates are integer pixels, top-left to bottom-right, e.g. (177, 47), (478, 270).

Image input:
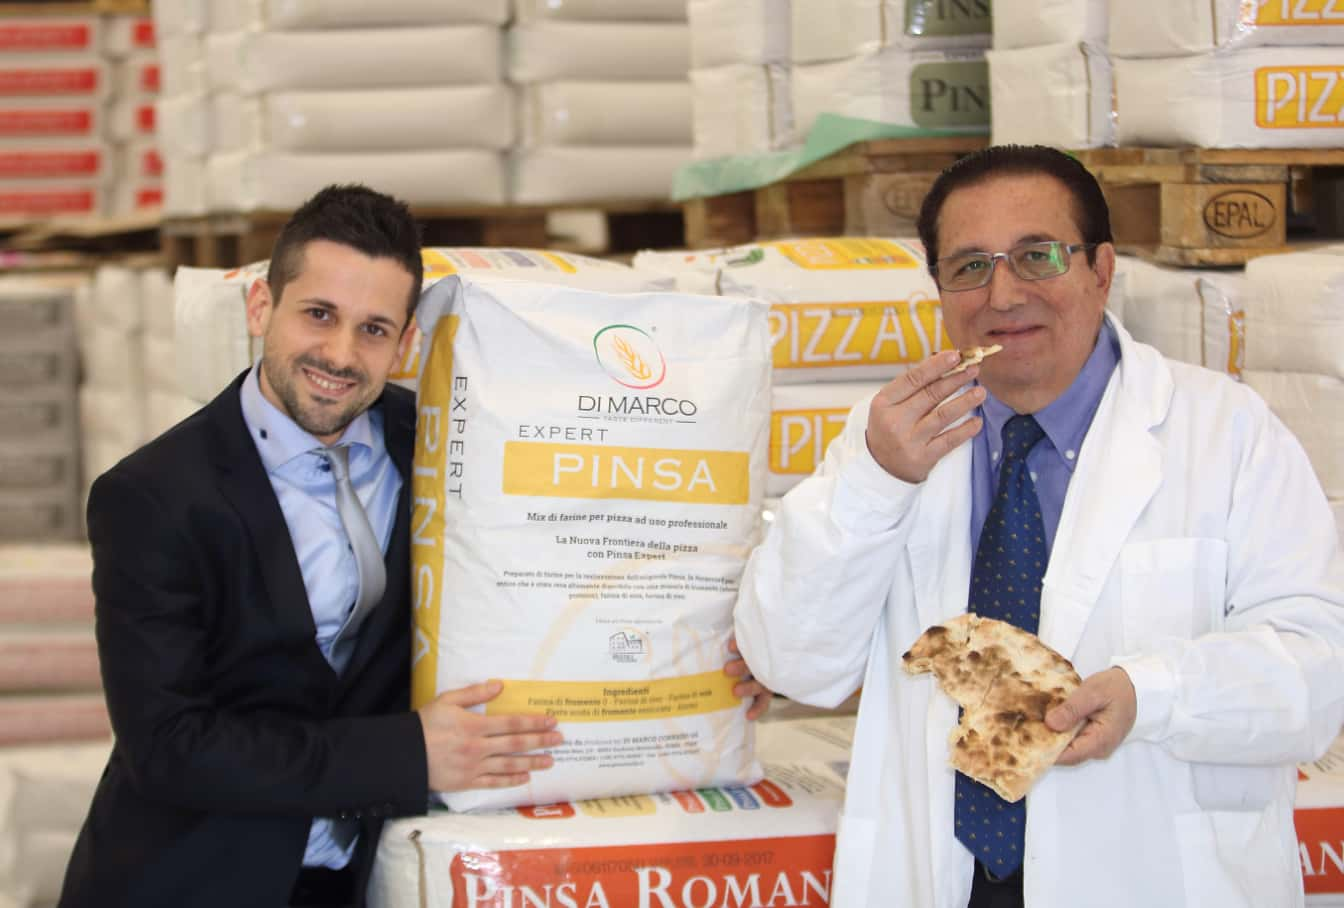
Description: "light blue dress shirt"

(970, 317), (1122, 553)
(239, 364), (402, 870)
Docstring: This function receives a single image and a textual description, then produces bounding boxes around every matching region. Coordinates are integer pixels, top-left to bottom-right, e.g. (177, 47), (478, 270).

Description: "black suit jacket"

(59, 373), (428, 908)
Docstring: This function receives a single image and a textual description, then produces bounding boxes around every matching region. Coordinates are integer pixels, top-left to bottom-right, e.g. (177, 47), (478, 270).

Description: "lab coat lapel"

(907, 439), (974, 634)
(1039, 319), (1171, 660)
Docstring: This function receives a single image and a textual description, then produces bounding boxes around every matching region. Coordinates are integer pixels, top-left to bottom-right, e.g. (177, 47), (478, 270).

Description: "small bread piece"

(944, 343), (1003, 376)
(902, 614), (1081, 802)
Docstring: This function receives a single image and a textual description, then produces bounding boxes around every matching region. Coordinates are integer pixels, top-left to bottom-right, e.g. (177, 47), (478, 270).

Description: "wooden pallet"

(1073, 147), (1344, 267)
(683, 137), (989, 249)
(161, 203), (684, 270)
(0, 211), (160, 258)
(0, 1), (149, 14)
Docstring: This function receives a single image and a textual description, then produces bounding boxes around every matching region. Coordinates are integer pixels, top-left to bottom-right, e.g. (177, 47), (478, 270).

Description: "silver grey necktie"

(324, 444), (386, 657)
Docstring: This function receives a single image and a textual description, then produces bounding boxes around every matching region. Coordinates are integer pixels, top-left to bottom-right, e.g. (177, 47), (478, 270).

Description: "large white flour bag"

(636, 237), (950, 384)
(412, 276), (771, 811)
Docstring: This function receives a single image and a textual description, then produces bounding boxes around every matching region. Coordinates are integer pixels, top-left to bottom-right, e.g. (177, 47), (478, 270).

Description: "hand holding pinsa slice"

(902, 614), (1082, 802)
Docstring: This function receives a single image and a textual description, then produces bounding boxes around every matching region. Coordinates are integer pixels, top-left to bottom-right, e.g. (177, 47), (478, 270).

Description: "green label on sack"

(906, 0), (993, 37)
(910, 61), (991, 129)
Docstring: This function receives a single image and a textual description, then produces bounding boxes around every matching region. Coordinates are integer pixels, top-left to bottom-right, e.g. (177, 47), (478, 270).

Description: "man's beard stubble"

(262, 351), (373, 441)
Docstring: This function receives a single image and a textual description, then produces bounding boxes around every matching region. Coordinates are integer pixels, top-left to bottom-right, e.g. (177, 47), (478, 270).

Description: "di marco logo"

(593, 324), (667, 390)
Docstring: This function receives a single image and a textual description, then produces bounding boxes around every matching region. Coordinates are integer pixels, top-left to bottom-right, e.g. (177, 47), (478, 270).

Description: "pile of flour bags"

(173, 239), (1344, 809)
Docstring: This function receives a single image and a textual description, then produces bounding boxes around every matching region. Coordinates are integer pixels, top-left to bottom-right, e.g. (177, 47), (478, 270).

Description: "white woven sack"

(792, 0), (991, 63)
(508, 23), (690, 83)
(1116, 47), (1344, 148)
(691, 64), (795, 159)
(1111, 0), (1344, 56)
(793, 47), (990, 139)
(1112, 256), (1252, 375)
(514, 0), (687, 20)
(1243, 370), (1344, 500)
(688, 0), (791, 67)
(258, 85), (516, 153)
(254, 0), (508, 28)
(1243, 247), (1344, 380)
(206, 27), (501, 94)
(508, 146), (688, 205)
(206, 149), (506, 212)
(992, 0), (1107, 49)
(988, 43), (1114, 149)
(519, 82), (691, 147)
(411, 275), (770, 811)
(173, 263), (265, 404)
(635, 238), (950, 384)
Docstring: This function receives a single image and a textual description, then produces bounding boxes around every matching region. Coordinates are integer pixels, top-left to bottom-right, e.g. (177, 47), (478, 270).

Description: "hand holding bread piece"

(902, 614), (1082, 801)
(943, 343), (1003, 376)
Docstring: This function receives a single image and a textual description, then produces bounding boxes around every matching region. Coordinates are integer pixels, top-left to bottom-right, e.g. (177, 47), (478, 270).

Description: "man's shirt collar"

(239, 362), (377, 475)
(980, 318), (1121, 470)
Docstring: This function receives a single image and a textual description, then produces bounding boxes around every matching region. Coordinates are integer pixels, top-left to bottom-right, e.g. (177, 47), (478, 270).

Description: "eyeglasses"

(933, 241), (1096, 292)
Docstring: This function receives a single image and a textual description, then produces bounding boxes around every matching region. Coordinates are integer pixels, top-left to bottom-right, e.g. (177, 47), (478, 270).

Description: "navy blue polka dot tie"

(954, 414), (1047, 878)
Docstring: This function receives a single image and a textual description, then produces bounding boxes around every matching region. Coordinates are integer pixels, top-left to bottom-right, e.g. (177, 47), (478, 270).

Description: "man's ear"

(1092, 242), (1117, 296)
(245, 279), (273, 339)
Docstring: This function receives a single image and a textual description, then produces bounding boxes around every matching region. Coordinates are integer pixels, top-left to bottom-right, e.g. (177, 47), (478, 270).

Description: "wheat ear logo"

(593, 324), (667, 390)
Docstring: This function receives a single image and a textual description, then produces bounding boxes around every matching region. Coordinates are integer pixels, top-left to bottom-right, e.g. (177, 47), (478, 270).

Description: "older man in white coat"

(734, 144), (1344, 908)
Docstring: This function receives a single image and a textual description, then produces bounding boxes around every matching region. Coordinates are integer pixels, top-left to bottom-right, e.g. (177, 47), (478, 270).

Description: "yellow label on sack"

(1227, 310), (1246, 379)
(503, 442), (750, 505)
(770, 407), (851, 475)
(770, 299), (950, 370)
(1256, 66), (1344, 128)
(421, 248), (460, 280)
(1254, 0), (1344, 25)
(409, 314), (459, 710)
(387, 316), (422, 381)
(421, 247), (580, 279)
(485, 670), (741, 723)
(771, 237), (921, 270)
(540, 251), (579, 273)
(576, 795), (657, 818)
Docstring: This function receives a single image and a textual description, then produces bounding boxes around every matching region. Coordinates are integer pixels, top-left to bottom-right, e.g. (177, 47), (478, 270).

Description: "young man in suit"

(60, 185), (766, 908)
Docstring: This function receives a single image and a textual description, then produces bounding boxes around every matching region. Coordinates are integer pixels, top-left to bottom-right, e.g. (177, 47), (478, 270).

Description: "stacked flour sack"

(987, 0), (1114, 148)
(0, 547), (112, 908)
(105, 13), (162, 216)
(410, 271), (771, 811)
(508, 0), (692, 204)
(636, 237), (949, 505)
(686, 0), (794, 160)
(368, 715), (856, 907)
(156, 0), (512, 215)
(77, 261), (185, 503)
(1111, 0), (1344, 147)
(789, 0), (992, 142)
(1236, 249), (1344, 543)
(0, 16), (114, 218)
(0, 277), (83, 544)
(1107, 256), (1252, 379)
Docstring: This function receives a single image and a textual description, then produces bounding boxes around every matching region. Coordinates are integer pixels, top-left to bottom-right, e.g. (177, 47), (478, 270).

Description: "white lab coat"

(736, 317), (1344, 908)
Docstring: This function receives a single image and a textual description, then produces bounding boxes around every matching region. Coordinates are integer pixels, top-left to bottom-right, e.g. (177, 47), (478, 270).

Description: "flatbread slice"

(901, 614), (1081, 802)
(943, 343), (1003, 376)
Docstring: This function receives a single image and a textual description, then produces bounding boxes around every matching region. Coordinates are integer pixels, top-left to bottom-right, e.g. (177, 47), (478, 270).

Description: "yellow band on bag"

(409, 314), (459, 710)
(485, 670), (741, 722)
(502, 441), (750, 505)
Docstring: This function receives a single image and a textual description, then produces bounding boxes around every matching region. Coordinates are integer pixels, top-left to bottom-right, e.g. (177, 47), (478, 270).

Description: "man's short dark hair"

(916, 145), (1112, 274)
(267, 184), (423, 325)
